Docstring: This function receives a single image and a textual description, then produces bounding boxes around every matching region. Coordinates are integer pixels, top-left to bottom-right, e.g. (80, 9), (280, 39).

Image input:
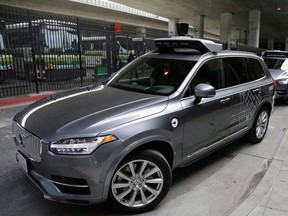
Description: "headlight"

(279, 72), (288, 84)
(279, 78), (288, 85)
(280, 71), (288, 77)
(50, 135), (117, 155)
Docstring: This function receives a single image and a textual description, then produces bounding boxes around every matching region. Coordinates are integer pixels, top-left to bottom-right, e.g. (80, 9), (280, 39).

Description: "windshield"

(108, 56), (196, 95)
(263, 58), (288, 70)
(44, 29), (78, 50)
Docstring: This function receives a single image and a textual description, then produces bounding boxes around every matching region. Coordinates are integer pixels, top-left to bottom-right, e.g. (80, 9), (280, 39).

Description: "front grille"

(276, 90), (288, 96)
(12, 121), (42, 162)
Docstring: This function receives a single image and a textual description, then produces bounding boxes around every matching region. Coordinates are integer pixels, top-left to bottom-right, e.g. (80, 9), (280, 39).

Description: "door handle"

(220, 98), (230, 105)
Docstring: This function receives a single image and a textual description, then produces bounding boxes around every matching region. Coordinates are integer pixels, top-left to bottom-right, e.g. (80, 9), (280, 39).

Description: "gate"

(0, 5), (168, 97)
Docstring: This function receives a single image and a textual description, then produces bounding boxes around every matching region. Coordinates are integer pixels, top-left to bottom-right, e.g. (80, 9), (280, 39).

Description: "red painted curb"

(0, 94), (54, 106)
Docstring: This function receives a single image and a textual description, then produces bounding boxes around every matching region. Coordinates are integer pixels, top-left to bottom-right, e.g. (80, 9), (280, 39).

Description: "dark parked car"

(13, 37), (275, 213)
(262, 50), (288, 102)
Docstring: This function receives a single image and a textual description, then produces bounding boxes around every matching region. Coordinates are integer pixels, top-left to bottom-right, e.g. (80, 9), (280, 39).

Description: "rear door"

(222, 57), (267, 131)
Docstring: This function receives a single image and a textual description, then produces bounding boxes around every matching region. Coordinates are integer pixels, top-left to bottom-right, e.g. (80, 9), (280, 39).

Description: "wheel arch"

(124, 141), (175, 168)
(246, 101), (272, 143)
(102, 138), (175, 199)
(257, 101), (273, 118)
(248, 101), (272, 130)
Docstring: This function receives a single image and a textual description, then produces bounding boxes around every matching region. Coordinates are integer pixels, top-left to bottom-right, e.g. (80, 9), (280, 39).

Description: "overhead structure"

(109, 0), (288, 49)
(2, 0), (288, 49)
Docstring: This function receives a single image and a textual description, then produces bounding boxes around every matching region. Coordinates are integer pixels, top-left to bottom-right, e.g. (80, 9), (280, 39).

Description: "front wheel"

(246, 107), (269, 143)
(109, 149), (172, 213)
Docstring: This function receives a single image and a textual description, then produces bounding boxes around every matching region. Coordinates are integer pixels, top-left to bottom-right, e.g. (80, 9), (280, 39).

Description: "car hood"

(269, 69), (288, 79)
(14, 85), (168, 142)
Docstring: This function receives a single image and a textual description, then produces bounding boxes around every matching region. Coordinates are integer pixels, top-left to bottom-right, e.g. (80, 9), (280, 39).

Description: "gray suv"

(12, 37), (275, 213)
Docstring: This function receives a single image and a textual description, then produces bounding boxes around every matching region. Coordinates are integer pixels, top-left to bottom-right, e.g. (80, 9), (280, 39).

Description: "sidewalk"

(147, 129), (288, 216)
(0, 91), (56, 107)
(230, 129), (288, 216)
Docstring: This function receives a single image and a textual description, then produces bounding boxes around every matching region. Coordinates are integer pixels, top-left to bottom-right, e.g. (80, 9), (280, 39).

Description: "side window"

(223, 57), (248, 87)
(246, 58), (266, 81)
(184, 58), (223, 97)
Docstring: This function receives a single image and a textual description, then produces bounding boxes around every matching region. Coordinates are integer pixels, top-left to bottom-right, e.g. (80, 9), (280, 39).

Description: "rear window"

(223, 57), (265, 87)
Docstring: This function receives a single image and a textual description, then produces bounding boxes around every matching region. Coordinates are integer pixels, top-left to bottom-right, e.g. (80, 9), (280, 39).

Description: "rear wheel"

(246, 107), (269, 143)
(109, 149), (172, 213)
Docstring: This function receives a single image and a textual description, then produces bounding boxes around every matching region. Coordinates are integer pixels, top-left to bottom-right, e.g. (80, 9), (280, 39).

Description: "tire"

(109, 149), (172, 213)
(246, 107), (269, 144)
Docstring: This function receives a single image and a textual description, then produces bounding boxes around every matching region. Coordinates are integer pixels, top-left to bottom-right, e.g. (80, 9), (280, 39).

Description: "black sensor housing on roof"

(155, 37), (222, 54)
(176, 23), (189, 36)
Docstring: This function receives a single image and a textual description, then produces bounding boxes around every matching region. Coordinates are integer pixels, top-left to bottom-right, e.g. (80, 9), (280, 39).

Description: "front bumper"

(14, 138), (122, 205)
(25, 168), (97, 204)
(275, 80), (288, 100)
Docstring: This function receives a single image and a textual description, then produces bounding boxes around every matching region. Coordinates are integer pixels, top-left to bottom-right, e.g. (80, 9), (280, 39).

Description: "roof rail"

(155, 36), (222, 53)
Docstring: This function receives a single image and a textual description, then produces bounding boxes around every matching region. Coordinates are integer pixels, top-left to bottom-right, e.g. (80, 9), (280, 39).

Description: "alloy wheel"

(255, 110), (268, 139)
(111, 159), (164, 208)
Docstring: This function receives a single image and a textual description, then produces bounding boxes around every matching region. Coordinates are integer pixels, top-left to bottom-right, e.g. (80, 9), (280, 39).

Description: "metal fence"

(0, 5), (168, 97)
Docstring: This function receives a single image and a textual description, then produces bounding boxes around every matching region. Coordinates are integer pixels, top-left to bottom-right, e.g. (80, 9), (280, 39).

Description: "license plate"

(16, 152), (28, 173)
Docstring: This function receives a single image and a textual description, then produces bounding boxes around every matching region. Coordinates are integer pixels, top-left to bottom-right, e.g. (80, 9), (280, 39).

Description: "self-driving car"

(13, 37), (275, 213)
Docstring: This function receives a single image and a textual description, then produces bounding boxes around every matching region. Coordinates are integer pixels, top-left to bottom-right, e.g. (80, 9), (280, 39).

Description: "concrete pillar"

(168, 18), (179, 37)
(220, 12), (232, 49)
(248, 10), (261, 48)
(285, 38), (288, 51)
(268, 38), (274, 50)
(194, 15), (204, 38)
(236, 28), (242, 45)
(136, 27), (146, 38)
(244, 30), (248, 45)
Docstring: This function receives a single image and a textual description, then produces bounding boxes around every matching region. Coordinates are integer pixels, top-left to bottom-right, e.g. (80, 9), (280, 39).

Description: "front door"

(181, 58), (238, 164)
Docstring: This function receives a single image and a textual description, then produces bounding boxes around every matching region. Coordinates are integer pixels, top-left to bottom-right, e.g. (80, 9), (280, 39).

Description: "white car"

(263, 50), (288, 103)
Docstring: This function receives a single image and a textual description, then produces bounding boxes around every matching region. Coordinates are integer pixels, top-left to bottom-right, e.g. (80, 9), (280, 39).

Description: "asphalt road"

(0, 101), (287, 216)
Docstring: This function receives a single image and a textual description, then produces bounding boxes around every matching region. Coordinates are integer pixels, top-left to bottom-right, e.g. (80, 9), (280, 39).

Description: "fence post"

(105, 23), (117, 77)
(76, 17), (84, 87)
(105, 25), (112, 77)
(111, 23), (117, 74)
(27, 10), (39, 93)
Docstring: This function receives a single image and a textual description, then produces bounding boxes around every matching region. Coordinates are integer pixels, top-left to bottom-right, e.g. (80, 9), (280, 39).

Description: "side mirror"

(194, 83), (216, 103)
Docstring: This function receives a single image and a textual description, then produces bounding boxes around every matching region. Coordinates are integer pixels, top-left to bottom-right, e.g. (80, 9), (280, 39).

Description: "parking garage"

(1, 1), (288, 216)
